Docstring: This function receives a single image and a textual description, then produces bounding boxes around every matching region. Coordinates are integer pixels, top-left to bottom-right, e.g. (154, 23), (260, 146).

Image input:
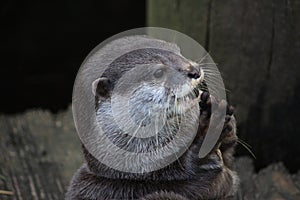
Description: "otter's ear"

(92, 77), (111, 98)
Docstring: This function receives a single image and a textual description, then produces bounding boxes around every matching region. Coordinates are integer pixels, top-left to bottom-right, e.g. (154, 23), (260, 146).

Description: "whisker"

(155, 115), (159, 148)
(127, 119), (144, 144)
(237, 139), (256, 159)
(238, 138), (252, 149)
(195, 52), (211, 64)
(198, 62), (218, 66)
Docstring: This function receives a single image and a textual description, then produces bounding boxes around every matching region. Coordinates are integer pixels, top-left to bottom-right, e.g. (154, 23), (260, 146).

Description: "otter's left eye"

(154, 69), (164, 78)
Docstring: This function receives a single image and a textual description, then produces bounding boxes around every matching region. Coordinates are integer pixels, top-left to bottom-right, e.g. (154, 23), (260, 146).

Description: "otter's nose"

(186, 66), (200, 79)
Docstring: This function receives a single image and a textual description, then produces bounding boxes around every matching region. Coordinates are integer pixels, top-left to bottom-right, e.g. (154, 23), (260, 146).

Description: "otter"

(67, 37), (239, 199)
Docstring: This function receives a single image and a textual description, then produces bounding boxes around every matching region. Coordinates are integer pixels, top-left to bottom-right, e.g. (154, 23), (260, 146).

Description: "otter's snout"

(185, 65), (200, 79)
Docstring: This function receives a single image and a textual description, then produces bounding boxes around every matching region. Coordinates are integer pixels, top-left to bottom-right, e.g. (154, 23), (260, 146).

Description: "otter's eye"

(154, 69), (164, 78)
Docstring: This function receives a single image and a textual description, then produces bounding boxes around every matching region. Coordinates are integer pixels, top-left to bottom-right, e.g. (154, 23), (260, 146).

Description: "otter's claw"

(226, 105), (234, 116)
(200, 91), (210, 102)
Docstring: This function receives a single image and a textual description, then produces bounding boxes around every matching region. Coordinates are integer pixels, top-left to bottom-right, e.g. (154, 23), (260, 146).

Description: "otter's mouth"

(168, 76), (204, 115)
(170, 87), (201, 106)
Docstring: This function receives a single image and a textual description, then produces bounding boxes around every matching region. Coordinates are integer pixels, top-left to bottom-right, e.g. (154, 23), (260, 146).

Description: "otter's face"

(92, 49), (204, 120)
(89, 48), (205, 155)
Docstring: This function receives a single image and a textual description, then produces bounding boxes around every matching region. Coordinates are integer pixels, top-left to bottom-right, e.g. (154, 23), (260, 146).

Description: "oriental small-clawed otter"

(67, 37), (239, 200)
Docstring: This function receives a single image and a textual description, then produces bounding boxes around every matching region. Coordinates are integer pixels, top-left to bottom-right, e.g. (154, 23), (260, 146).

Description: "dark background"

(0, 0), (146, 114)
(1, 0), (299, 174)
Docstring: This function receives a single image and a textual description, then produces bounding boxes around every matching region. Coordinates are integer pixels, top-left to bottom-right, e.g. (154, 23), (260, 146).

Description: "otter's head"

(90, 48), (204, 153)
(92, 48), (204, 118)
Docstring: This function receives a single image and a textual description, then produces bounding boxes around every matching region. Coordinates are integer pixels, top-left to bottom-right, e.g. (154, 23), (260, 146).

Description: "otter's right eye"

(154, 69), (164, 78)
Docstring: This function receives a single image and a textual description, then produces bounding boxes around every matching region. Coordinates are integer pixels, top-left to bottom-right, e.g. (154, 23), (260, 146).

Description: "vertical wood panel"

(147, 0), (300, 172)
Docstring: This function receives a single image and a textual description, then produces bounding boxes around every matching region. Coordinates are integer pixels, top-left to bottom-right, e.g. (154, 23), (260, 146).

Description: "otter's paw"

(220, 105), (238, 168)
(221, 108), (237, 148)
(198, 91), (211, 132)
(199, 91), (211, 117)
(199, 92), (238, 154)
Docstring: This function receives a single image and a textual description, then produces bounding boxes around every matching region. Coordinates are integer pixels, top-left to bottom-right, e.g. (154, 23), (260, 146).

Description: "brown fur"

(66, 93), (239, 199)
(67, 48), (239, 199)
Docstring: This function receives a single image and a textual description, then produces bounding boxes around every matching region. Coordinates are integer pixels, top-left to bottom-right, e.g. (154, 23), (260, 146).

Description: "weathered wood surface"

(0, 108), (82, 200)
(147, 0), (300, 172)
(0, 108), (300, 199)
(235, 157), (300, 200)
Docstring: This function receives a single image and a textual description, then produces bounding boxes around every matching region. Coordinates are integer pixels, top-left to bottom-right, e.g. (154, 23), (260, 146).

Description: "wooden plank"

(235, 157), (300, 200)
(147, 0), (300, 173)
(147, 0), (210, 46)
(148, 0), (300, 198)
(0, 108), (82, 199)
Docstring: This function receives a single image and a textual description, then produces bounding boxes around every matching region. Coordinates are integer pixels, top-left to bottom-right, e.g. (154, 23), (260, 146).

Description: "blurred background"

(0, 0), (299, 199)
(0, 0), (145, 113)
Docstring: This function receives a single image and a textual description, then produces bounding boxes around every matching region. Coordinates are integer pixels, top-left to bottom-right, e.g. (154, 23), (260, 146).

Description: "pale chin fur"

(173, 91), (203, 115)
(176, 68), (204, 98)
(172, 69), (204, 114)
